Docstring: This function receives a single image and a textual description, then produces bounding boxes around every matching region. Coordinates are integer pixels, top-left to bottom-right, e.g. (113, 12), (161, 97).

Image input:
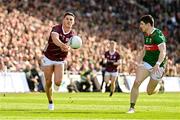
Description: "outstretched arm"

(51, 32), (70, 52)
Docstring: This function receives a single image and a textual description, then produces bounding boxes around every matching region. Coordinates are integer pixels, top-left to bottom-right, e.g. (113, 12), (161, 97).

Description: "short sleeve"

(153, 31), (166, 45)
(117, 54), (120, 60)
(51, 26), (60, 33)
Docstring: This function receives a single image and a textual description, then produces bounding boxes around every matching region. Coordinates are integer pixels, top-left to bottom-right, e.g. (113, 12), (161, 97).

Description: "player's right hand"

(59, 43), (70, 52)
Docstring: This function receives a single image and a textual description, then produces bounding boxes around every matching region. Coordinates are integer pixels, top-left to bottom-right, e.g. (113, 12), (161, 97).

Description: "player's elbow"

(159, 50), (166, 58)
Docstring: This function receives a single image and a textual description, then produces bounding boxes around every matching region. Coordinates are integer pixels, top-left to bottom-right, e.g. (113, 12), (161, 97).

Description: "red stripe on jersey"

(144, 44), (159, 51)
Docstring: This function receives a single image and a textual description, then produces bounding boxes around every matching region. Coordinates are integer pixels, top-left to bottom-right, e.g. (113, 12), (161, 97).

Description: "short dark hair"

(140, 15), (154, 26)
(63, 12), (75, 18)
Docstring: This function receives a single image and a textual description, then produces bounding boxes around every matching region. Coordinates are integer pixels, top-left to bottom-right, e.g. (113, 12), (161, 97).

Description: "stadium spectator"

(79, 64), (93, 92)
(23, 62), (44, 92)
(67, 79), (79, 93)
(0, 58), (5, 71)
(0, 0), (179, 82)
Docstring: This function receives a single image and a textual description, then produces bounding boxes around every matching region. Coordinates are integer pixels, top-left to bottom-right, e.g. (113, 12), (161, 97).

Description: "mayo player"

(127, 15), (167, 113)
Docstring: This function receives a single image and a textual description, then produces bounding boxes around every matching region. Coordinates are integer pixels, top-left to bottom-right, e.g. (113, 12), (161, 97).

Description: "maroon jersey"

(44, 24), (74, 61)
(105, 51), (120, 72)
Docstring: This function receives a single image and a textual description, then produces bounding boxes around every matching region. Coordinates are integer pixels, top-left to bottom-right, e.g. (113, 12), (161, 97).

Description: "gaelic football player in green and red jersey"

(127, 15), (167, 113)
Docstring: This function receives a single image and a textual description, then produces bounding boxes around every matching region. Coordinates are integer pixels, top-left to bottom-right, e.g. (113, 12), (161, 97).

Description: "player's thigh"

(147, 79), (159, 93)
(42, 65), (54, 84)
(42, 65), (54, 81)
(54, 64), (64, 82)
(110, 72), (118, 83)
(111, 76), (117, 83)
(134, 65), (149, 87)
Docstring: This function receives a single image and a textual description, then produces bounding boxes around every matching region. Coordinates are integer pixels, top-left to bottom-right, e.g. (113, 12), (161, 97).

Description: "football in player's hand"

(68, 36), (82, 49)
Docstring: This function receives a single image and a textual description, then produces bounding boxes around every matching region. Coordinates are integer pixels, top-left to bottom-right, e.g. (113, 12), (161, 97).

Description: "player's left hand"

(61, 44), (70, 52)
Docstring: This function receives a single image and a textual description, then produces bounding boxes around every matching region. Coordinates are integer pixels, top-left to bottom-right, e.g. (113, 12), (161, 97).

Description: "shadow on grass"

(1, 109), (126, 114)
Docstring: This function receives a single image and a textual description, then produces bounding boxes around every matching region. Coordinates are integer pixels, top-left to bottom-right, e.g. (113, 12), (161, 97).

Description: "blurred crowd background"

(0, 0), (179, 79)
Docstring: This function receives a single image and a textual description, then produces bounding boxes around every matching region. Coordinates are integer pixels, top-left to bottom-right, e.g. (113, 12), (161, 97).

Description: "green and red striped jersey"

(143, 28), (166, 67)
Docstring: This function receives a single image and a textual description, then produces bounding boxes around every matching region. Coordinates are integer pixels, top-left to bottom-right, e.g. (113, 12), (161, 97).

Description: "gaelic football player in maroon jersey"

(104, 41), (121, 97)
(42, 12), (75, 110)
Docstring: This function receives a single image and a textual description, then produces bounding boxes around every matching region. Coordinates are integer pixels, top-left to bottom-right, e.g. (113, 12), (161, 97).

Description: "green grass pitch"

(0, 92), (180, 120)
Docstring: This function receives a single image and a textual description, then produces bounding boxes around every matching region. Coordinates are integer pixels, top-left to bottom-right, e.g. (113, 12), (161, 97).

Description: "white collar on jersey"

(150, 28), (156, 34)
(62, 25), (71, 35)
(109, 50), (115, 55)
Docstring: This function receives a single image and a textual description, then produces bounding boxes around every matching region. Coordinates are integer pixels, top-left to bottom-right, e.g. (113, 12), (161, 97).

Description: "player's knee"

(54, 80), (61, 86)
(133, 80), (141, 88)
(111, 81), (115, 85)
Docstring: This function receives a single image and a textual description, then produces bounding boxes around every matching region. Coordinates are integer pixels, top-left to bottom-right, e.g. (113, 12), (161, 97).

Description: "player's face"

(63, 15), (75, 28)
(109, 42), (116, 50)
(139, 21), (147, 33)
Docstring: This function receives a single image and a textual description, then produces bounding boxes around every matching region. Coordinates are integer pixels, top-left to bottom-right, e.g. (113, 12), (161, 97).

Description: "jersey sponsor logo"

(149, 38), (152, 43)
(145, 38), (152, 44)
(144, 44), (159, 51)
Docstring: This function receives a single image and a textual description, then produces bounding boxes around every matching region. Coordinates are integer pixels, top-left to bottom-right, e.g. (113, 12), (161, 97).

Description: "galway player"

(42, 12), (75, 110)
(104, 41), (121, 97)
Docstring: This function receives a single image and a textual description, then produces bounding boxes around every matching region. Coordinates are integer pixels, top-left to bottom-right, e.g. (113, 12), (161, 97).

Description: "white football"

(69, 36), (82, 49)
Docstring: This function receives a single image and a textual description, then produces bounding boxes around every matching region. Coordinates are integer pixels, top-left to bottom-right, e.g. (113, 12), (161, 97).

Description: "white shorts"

(140, 62), (164, 80)
(105, 71), (118, 77)
(41, 56), (65, 66)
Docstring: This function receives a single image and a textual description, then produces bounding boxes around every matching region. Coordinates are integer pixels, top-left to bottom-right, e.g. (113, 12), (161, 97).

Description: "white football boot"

(127, 108), (135, 113)
(48, 103), (54, 110)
